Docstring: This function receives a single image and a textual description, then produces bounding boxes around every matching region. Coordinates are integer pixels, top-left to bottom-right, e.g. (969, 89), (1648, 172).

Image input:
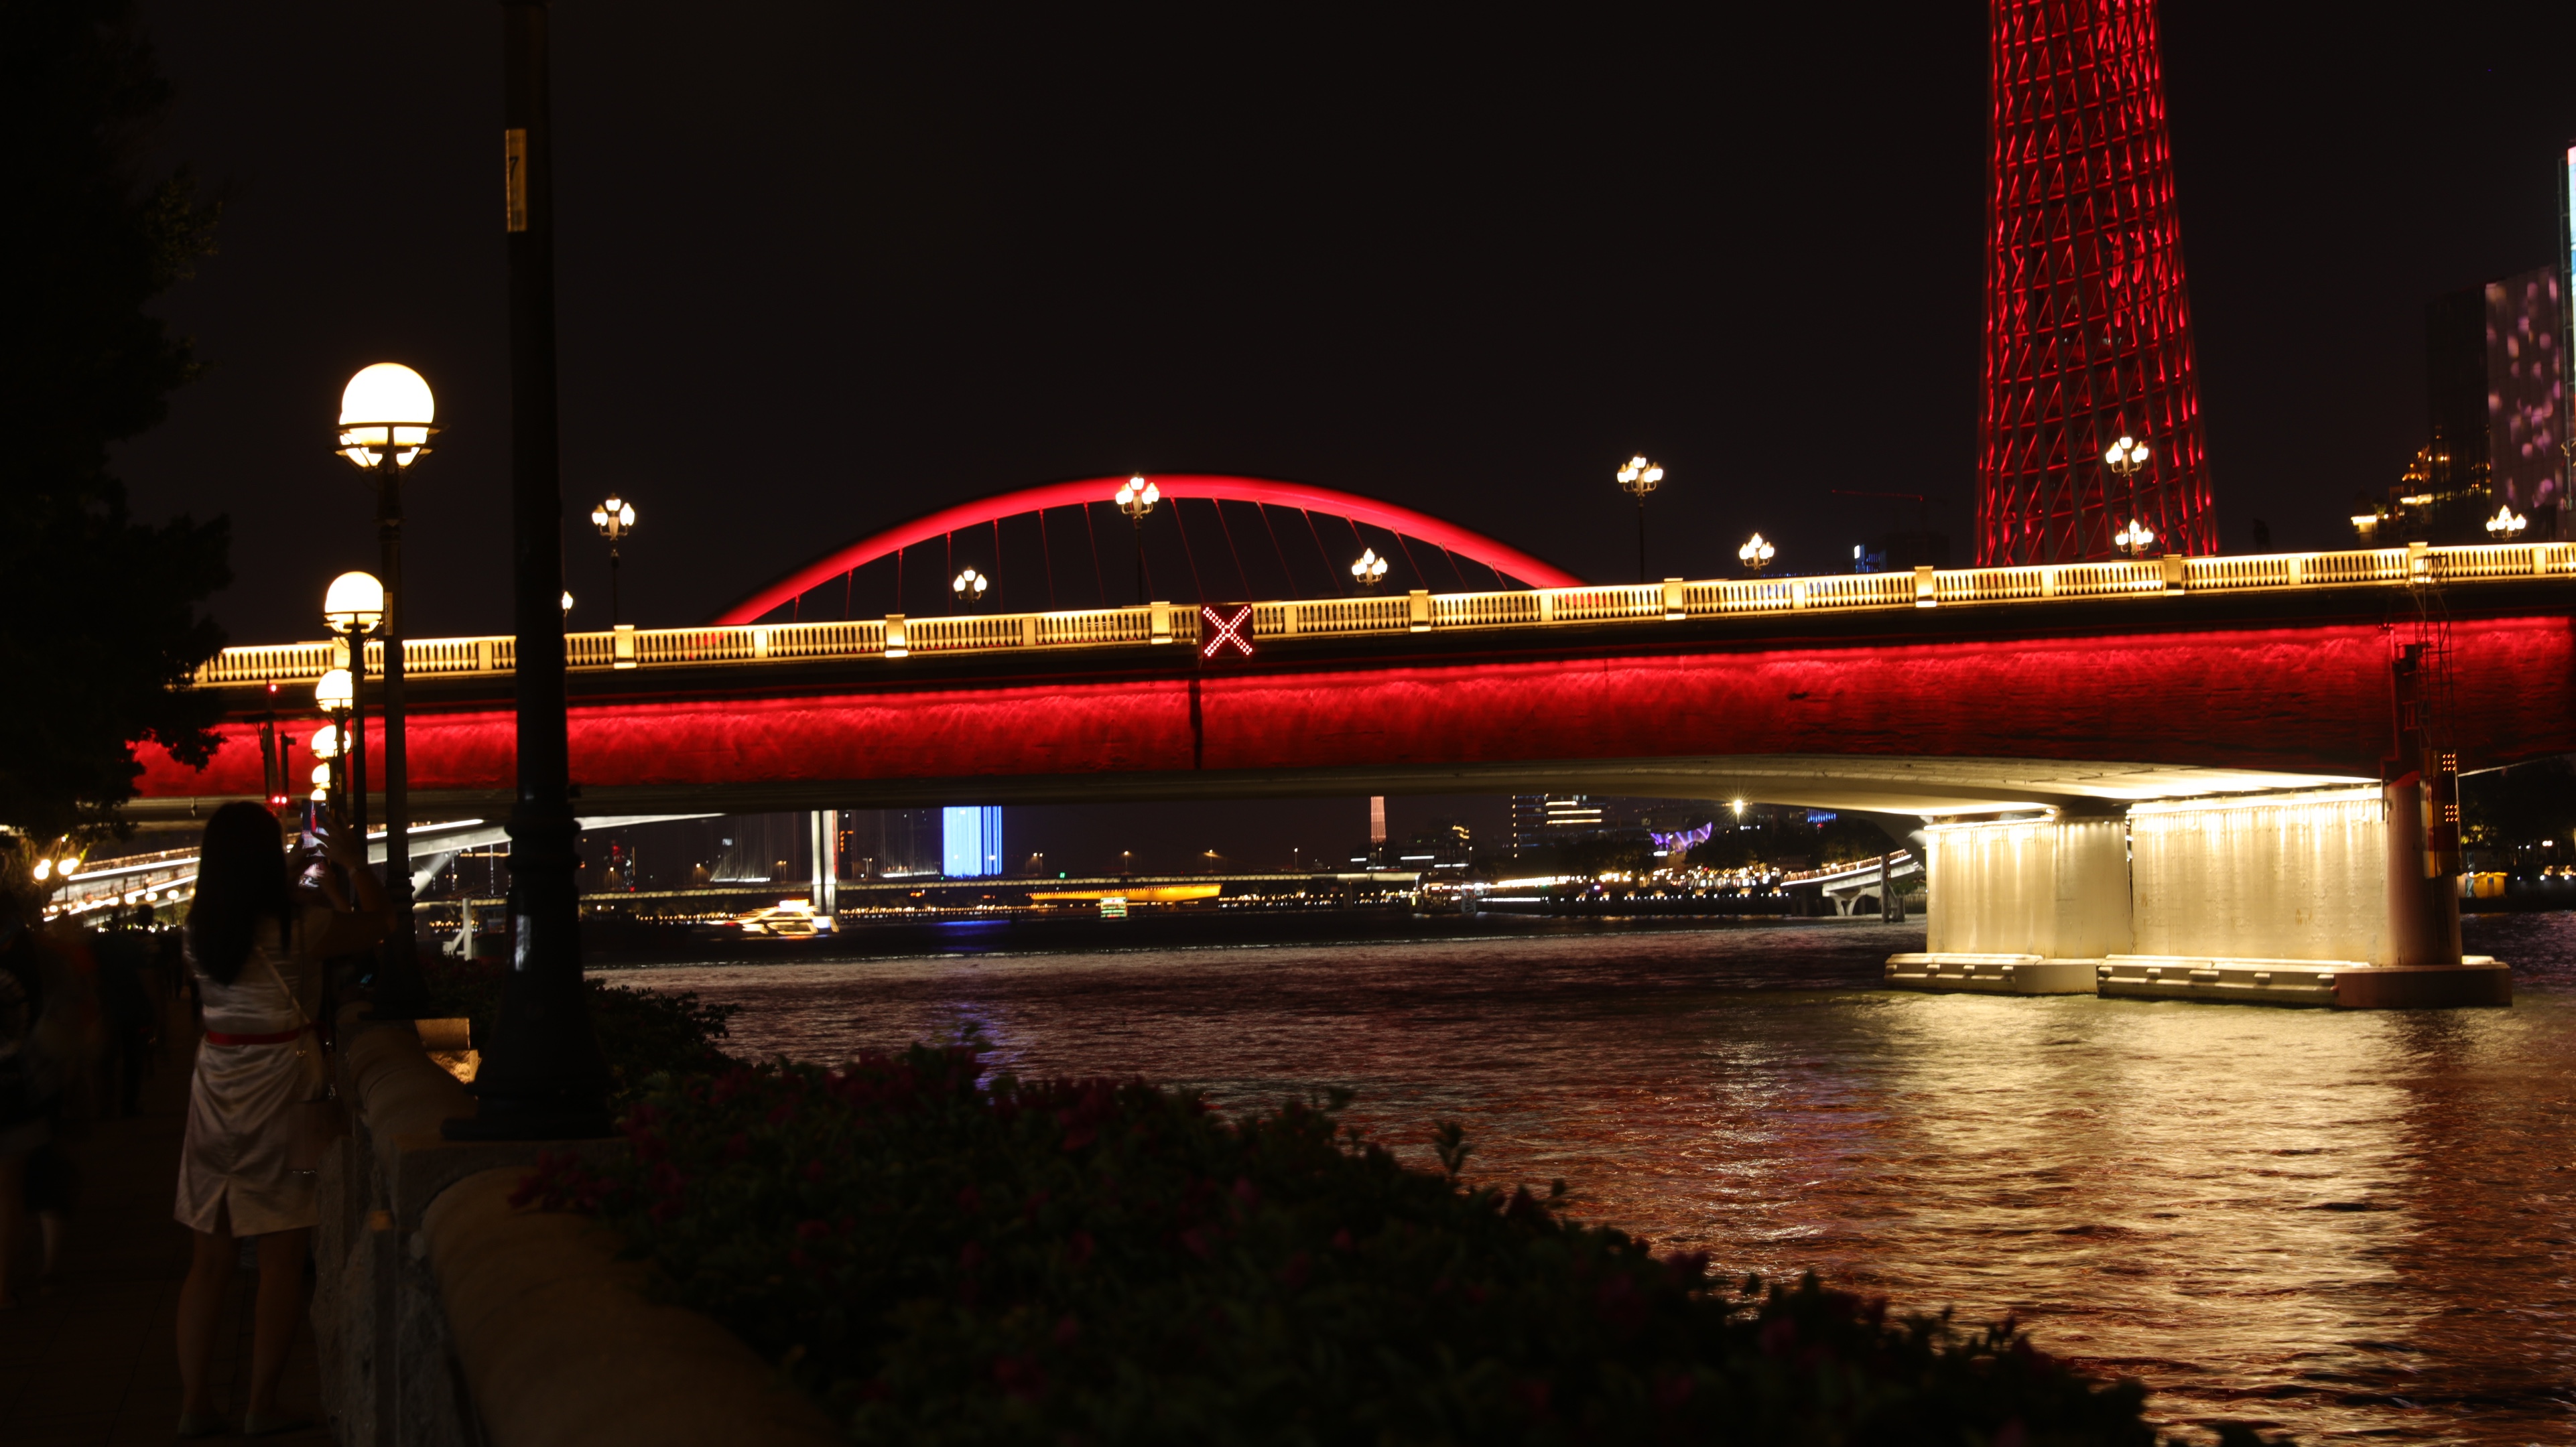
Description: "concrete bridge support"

(1886, 816), (2126, 994)
(1892, 788), (2510, 1008)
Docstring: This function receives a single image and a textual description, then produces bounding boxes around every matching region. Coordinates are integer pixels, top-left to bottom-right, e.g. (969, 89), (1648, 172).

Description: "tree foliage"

(1687, 814), (1896, 873)
(0, 0), (229, 845)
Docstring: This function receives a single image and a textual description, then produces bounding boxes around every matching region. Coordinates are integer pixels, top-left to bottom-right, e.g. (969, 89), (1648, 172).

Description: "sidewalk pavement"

(0, 1001), (332, 1446)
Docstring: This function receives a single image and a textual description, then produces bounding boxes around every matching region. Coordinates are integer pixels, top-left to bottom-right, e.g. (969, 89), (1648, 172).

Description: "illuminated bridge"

(131, 475), (2576, 1004)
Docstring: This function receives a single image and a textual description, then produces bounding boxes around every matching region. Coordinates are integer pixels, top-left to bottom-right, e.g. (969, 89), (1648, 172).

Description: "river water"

(610, 914), (2576, 1444)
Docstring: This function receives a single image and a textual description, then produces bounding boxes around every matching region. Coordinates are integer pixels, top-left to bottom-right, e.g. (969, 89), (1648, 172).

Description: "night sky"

(107, 2), (2576, 868)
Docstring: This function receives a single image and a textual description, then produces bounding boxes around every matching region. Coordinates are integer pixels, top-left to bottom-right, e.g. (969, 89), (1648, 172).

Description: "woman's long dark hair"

(185, 803), (296, 985)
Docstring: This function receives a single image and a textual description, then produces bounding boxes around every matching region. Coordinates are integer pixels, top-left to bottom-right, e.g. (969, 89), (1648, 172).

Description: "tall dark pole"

(607, 545), (621, 626)
(370, 473), (426, 1015)
(1634, 496), (1647, 584)
(1131, 515), (1146, 604)
(449, 0), (608, 1140)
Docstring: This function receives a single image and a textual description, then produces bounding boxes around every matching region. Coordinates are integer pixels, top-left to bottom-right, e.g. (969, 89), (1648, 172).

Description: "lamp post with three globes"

(1114, 475), (1159, 604)
(589, 496), (636, 624)
(2103, 433), (2152, 559)
(1615, 456), (1664, 583)
(1351, 548), (1389, 590)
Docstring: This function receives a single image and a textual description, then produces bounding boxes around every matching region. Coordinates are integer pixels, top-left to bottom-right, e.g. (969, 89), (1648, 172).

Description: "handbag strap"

(255, 941), (315, 1034)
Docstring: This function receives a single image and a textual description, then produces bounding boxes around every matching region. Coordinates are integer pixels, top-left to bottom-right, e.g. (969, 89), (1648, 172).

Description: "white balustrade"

(186, 541), (2576, 688)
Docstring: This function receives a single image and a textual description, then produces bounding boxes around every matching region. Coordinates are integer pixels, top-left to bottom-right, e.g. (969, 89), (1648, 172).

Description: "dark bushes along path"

(517, 1042), (2251, 1446)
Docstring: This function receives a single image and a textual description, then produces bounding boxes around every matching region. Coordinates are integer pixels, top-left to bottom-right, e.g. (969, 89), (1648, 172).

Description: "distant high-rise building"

(2486, 267), (2567, 533)
(1978, 0), (2215, 564)
(2357, 267), (2567, 546)
(1508, 795), (1713, 853)
(1396, 826), (1472, 874)
(941, 806), (1003, 878)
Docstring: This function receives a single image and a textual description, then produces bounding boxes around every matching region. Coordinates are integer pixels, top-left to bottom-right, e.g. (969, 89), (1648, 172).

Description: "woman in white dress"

(174, 803), (385, 1437)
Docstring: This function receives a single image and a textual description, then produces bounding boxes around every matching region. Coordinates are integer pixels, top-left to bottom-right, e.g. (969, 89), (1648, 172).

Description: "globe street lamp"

(588, 495), (637, 624)
(1114, 474), (1160, 604)
(337, 363), (435, 1015)
(314, 667), (355, 835)
(951, 567), (989, 609)
(1351, 547), (1389, 590)
(2486, 503), (2528, 539)
(2113, 517), (2158, 558)
(1615, 456), (1665, 583)
(310, 724), (344, 815)
(1738, 532), (1775, 574)
(320, 572), (381, 850)
(2103, 433), (2150, 554)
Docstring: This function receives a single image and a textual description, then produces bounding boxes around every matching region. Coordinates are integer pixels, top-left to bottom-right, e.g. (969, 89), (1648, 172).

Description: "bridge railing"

(188, 540), (2576, 688)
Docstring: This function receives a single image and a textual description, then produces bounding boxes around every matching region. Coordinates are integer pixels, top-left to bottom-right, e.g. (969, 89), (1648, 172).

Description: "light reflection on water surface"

(610, 914), (2576, 1443)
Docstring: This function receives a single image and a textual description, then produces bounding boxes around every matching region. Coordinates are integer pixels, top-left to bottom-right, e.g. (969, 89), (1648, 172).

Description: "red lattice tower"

(1978, 0), (2215, 565)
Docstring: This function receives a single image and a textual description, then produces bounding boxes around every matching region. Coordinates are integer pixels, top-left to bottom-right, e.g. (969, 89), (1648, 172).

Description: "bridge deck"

(133, 543), (2576, 821)
(188, 541), (2576, 690)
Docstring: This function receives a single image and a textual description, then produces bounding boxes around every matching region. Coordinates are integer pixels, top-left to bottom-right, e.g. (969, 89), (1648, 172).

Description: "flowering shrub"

(517, 1046), (2181, 1445)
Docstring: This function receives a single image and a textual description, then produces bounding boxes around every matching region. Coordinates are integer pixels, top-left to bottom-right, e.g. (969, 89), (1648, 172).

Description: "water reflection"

(613, 914), (2576, 1443)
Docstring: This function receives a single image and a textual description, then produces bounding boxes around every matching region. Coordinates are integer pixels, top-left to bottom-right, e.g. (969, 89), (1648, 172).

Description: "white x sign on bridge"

(1198, 604), (1254, 660)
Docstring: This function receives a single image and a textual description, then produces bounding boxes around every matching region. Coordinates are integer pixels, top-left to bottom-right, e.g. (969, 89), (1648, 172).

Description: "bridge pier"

(810, 809), (839, 918)
(1889, 788), (2510, 1008)
(1884, 815), (2124, 994)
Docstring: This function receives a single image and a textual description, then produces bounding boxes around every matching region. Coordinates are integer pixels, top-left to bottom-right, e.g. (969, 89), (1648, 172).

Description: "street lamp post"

(1615, 456), (1664, 583)
(951, 567), (988, 610)
(447, 0), (611, 1141)
(1737, 533), (1775, 574)
(313, 673), (355, 833)
(1114, 475), (1159, 604)
(2112, 516), (2158, 559)
(588, 495), (636, 624)
(319, 571), (381, 850)
(309, 724), (343, 819)
(1350, 548), (1389, 590)
(2486, 503), (2528, 540)
(336, 364), (436, 1016)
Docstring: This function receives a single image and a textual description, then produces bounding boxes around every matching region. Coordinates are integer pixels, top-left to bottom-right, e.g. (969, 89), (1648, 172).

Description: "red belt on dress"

(203, 1026), (310, 1046)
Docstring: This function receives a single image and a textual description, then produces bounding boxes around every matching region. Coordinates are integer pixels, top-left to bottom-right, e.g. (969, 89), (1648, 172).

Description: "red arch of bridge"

(714, 474), (1584, 625)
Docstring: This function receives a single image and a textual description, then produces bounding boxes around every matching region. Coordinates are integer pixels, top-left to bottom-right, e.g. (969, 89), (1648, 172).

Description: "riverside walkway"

(0, 997), (330, 1446)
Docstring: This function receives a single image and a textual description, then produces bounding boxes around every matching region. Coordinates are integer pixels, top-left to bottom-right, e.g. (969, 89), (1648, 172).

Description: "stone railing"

(194, 540), (2576, 689)
(314, 1009), (834, 1447)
